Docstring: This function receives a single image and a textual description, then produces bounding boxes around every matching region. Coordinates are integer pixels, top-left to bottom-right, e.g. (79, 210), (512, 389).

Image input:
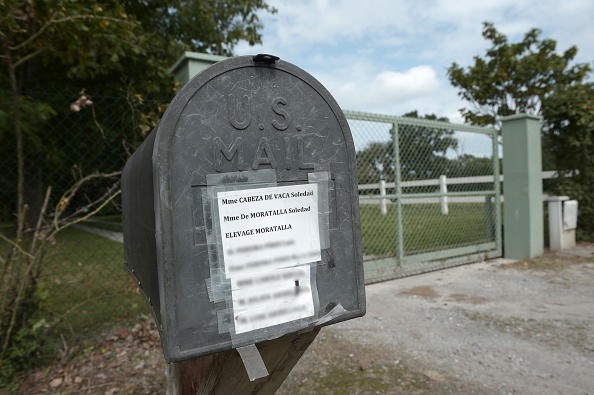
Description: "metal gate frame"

(345, 111), (503, 283)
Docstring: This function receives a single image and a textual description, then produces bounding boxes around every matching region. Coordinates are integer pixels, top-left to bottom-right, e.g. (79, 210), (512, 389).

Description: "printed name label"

(216, 184), (321, 334)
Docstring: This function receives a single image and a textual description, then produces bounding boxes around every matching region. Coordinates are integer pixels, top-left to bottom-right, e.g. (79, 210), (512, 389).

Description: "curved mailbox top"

(123, 55), (365, 362)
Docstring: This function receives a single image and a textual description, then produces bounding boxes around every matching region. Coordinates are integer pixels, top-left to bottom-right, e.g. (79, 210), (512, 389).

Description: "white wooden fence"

(359, 171), (570, 215)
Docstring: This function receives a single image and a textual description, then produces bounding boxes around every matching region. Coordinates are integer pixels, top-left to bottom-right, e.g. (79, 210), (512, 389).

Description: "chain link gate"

(345, 111), (502, 283)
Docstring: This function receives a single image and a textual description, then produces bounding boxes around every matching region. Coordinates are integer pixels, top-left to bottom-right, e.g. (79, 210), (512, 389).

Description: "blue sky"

(235, 0), (594, 124)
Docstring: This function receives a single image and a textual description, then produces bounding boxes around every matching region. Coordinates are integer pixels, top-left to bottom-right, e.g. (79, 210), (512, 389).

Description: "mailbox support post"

(166, 329), (320, 395)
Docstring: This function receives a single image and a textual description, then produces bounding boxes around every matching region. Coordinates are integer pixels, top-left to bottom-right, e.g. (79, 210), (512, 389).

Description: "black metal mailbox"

(122, 55), (365, 363)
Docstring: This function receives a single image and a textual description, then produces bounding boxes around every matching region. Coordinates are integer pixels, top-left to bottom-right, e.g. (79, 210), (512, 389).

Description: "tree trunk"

(24, 160), (44, 231)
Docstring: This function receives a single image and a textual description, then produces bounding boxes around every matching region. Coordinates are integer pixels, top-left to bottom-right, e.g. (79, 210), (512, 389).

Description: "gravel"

(278, 248), (594, 395)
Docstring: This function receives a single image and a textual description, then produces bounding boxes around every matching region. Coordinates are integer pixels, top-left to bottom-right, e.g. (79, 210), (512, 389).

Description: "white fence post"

(380, 180), (387, 215)
(439, 175), (448, 215)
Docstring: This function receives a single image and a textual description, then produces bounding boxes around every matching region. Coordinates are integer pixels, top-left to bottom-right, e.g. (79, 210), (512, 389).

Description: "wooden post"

(167, 328), (321, 395)
(439, 175), (448, 215)
(379, 180), (387, 215)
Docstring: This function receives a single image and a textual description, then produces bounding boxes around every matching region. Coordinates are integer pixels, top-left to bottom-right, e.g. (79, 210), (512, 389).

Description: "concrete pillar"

(169, 52), (228, 87)
(501, 114), (543, 259)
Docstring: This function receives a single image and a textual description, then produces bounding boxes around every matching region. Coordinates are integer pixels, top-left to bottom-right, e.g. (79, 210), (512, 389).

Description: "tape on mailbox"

(202, 169), (334, 345)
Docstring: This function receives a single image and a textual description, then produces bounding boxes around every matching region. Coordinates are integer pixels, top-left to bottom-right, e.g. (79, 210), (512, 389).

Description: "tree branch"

(12, 47), (46, 69)
(0, 233), (35, 260)
(52, 171), (122, 230)
(0, 245), (38, 360)
(51, 189), (121, 237)
(28, 186), (52, 258)
(9, 14), (136, 52)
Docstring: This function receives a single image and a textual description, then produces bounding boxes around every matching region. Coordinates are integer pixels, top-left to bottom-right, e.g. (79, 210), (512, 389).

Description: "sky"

(235, 0), (594, 125)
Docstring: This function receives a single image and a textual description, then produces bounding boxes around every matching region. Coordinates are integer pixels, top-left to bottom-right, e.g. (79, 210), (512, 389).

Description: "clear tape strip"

(316, 303), (347, 326)
(217, 308), (232, 334)
(203, 169), (335, 344)
(237, 344), (269, 381)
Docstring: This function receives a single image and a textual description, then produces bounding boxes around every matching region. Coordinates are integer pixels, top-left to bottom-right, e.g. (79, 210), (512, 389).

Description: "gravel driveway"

(278, 247), (594, 395)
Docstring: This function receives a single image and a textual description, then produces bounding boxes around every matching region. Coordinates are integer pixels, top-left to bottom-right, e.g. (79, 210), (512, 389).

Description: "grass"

(39, 227), (147, 338)
(0, 225), (148, 361)
(360, 203), (493, 257)
(80, 215), (123, 232)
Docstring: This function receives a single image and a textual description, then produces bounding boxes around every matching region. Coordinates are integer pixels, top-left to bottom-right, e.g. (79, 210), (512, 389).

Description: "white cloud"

(374, 67), (439, 101)
(325, 65), (439, 113)
(234, 0), (594, 121)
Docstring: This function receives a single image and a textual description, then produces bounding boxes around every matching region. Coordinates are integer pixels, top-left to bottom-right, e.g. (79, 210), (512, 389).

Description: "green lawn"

(39, 227), (147, 338)
(1, 224), (149, 378)
(360, 203), (494, 257)
(80, 215), (123, 232)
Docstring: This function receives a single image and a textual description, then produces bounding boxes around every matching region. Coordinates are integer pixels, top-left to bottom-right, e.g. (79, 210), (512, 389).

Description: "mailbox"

(122, 55), (365, 363)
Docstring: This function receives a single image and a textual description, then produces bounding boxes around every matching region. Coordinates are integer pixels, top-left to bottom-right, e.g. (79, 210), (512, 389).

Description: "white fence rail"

(359, 171), (572, 215)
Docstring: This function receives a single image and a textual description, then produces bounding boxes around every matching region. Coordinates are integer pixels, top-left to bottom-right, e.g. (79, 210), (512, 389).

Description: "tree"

(1, 0), (276, 226)
(357, 142), (393, 184)
(447, 22), (591, 128)
(447, 22), (594, 240)
(1, 0), (143, 227)
(356, 112), (458, 186)
(125, 0), (274, 57)
(0, 0), (275, 382)
(398, 111), (458, 181)
(542, 83), (594, 240)
(448, 154), (494, 177)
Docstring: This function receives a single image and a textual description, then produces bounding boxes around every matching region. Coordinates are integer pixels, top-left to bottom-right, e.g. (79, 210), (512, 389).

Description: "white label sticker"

(230, 266), (314, 334)
(217, 184), (321, 278)
(216, 184), (321, 333)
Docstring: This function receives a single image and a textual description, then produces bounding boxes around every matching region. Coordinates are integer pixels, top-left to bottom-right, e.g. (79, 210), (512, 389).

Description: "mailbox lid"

(152, 55), (365, 362)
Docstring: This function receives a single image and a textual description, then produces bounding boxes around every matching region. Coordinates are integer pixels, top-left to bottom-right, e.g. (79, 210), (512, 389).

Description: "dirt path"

(14, 247), (594, 394)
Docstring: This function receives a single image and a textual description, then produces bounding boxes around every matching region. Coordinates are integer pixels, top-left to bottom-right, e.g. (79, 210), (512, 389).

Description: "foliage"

(447, 22), (594, 240)
(125, 0), (275, 57)
(0, 174), (121, 386)
(447, 22), (591, 128)
(398, 111), (458, 180)
(542, 83), (594, 240)
(0, 0), (275, 384)
(0, 0), (276, 223)
(356, 112), (461, 184)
